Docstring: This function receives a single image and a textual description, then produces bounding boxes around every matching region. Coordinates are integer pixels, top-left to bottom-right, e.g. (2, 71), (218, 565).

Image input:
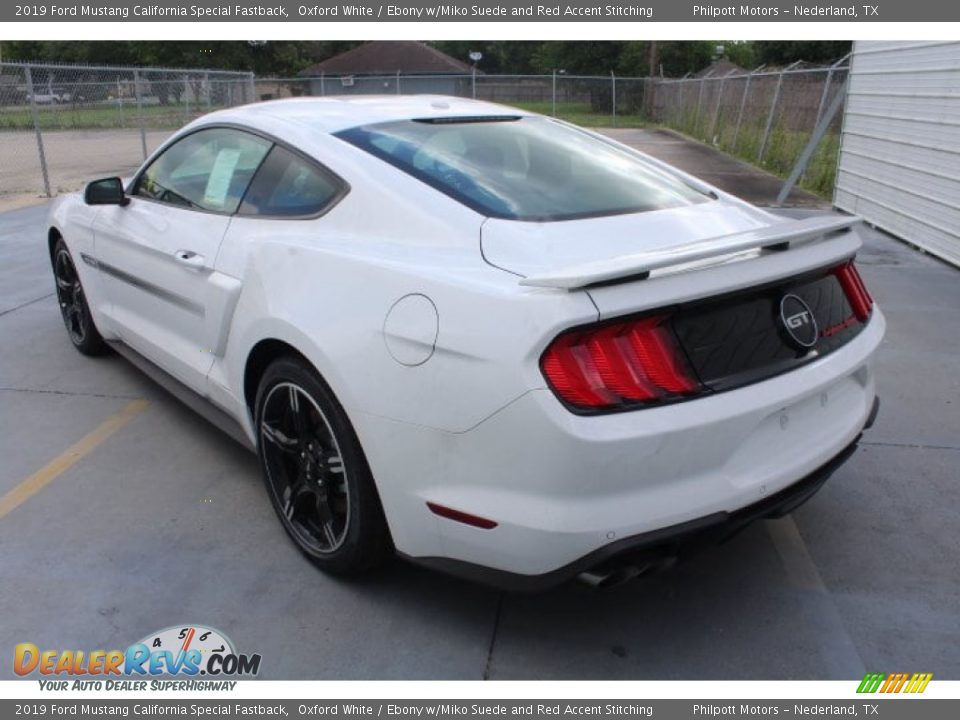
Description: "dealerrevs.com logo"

(14, 625), (261, 690)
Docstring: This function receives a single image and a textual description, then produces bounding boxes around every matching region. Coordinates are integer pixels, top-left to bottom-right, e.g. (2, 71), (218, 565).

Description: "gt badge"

(780, 294), (818, 349)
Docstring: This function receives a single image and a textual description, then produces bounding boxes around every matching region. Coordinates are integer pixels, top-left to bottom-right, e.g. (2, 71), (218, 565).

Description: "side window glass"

(238, 145), (343, 218)
(135, 128), (271, 214)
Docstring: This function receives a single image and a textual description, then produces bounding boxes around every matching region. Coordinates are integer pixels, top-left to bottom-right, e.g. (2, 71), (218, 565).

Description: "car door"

(207, 143), (349, 403)
(91, 127), (272, 392)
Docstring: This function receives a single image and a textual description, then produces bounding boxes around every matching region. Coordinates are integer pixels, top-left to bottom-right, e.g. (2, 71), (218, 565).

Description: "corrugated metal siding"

(836, 41), (960, 267)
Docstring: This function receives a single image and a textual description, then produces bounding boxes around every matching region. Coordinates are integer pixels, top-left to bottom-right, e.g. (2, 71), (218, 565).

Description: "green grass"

(0, 103), (216, 131)
(507, 100), (648, 129)
(664, 115), (839, 199)
(731, 125), (839, 199)
(1, 98), (650, 132)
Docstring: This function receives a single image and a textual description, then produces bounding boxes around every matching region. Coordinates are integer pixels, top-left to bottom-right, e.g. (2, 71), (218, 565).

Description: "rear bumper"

(358, 309), (884, 585)
(404, 407), (873, 592)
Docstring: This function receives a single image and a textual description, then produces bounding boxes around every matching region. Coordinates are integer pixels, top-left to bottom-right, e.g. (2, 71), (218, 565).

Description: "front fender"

(48, 194), (119, 341)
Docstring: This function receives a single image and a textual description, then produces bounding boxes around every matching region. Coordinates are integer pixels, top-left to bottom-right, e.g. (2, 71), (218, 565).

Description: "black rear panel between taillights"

(669, 265), (866, 392)
(541, 260), (873, 413)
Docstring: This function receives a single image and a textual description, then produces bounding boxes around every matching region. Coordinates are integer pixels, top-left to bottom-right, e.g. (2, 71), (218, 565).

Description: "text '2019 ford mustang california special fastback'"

(48, 96), (883, 590)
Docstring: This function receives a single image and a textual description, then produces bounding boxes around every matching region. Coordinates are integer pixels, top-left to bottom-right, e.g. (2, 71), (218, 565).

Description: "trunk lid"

(481, 199), (776, 282)
(482, 201), (864, 320)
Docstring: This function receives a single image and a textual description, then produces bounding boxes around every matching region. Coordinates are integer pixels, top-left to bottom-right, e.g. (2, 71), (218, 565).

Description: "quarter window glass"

(135, 128), (271, 214)
(238, 145), (343, 217)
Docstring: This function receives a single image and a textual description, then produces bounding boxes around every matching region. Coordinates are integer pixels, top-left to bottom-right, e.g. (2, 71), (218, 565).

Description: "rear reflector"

(834, 262), (874, 322)
(427, 502), (498, 530)
(542, 315), (702, 412)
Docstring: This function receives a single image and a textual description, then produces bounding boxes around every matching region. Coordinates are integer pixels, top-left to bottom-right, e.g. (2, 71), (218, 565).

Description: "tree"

(752, 41), (852, 66)
(430, 41), (542, 74)
(0, 41), (361, 77)
(617, 41), (719, 76)
(723, 41), (759, 70)
(530, 42), (626, 75)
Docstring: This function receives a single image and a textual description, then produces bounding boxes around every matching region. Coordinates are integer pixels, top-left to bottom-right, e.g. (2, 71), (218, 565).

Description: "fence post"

(204, 72), (212, 110)
(611, 71), (617, 127)
(552, 69), (556, 117)
(642, 77), (650, 121)
(813, 68), (834, 131)
(776, 79), (848, 206)
(396, 70), (401, 95)
(183, 73), (190, 123)
(693, 74), (710, 134)
(644, 76), (655, 121)
(134, 69), (147, 161)
(117, 75), (125, 129)
(24, 66), (52, 199)
(710, 71), (734, 142)
(757, 77), (780, 163)
(247, 73), (256, 104)
(733, 64), (763, 152)
(758, 61), (800, 163)
(320, 72), (325, 97)
(813, 54), (849, 129)
(675, 81), (683, 127)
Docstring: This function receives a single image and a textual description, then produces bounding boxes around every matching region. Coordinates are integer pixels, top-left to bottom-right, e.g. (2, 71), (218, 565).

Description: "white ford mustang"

(48, 96), (883, 590)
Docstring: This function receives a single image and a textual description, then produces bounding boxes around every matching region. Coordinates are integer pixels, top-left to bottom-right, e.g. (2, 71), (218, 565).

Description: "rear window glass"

(336, 117), (708, 221)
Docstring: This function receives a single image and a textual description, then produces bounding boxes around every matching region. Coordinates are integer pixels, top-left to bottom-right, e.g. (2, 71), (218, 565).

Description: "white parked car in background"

(28, 91), (71, 104)
(48, 96), (883, 590)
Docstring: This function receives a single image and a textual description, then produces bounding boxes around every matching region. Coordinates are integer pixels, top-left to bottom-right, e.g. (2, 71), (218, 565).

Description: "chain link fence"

(1, 61), (848, 207)
(250, 67), (844, 197)
(249, 72), (650, 127)
(0, 61), (254, 202)
(649, 59), (850, 197)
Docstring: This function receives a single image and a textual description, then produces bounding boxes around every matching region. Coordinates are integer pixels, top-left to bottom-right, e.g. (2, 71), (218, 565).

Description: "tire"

(254, 357), (392, 575)
(52, 238), (108, 356)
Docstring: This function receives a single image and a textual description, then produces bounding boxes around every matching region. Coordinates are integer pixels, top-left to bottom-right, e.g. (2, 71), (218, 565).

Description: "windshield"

(336, 116), (709, 221)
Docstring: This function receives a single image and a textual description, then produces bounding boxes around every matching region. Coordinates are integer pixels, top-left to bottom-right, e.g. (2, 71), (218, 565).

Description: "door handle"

(173, 249), (206, 269)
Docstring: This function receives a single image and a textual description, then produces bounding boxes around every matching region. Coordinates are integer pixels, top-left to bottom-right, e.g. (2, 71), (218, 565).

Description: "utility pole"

(645, 41), (659, 118)
(469, 51), (482, 100)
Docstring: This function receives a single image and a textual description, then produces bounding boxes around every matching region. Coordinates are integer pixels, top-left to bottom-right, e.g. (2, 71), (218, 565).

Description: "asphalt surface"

(1, 136), (958, 680)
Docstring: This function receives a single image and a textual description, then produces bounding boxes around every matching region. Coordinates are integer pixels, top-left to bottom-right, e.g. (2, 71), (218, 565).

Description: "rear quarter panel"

(213, 153), (599, 438)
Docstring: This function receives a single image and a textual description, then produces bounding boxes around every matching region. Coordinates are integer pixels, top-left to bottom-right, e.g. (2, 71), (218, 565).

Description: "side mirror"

(84, 177), (129, 206)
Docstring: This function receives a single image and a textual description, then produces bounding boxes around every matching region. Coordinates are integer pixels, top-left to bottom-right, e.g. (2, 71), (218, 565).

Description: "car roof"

(201, 95), (533, 135)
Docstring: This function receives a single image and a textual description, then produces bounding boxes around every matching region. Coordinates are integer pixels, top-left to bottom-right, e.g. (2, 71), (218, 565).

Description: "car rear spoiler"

(518, 215), (860, 290)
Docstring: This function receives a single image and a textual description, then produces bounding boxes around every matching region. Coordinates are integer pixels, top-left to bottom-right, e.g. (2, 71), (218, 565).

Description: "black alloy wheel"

(52, 238), (106, 355)
(255, 357), (391, 574)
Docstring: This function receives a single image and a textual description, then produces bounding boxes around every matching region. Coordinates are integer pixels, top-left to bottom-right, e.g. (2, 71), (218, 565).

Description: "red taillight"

(835, 262), (874, 321)
(541, 315), (702, 411)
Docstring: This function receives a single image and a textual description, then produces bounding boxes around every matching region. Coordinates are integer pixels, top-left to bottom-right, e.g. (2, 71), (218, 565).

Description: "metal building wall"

(835, 41), (960, 267)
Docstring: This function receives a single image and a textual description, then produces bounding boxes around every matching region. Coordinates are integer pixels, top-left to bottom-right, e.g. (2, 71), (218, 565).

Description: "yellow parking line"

(0, 399), (148, 520)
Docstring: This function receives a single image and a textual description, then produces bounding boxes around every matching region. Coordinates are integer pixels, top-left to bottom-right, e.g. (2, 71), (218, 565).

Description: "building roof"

(694, 59), (747, 78)
(298, 41), (478, 77)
